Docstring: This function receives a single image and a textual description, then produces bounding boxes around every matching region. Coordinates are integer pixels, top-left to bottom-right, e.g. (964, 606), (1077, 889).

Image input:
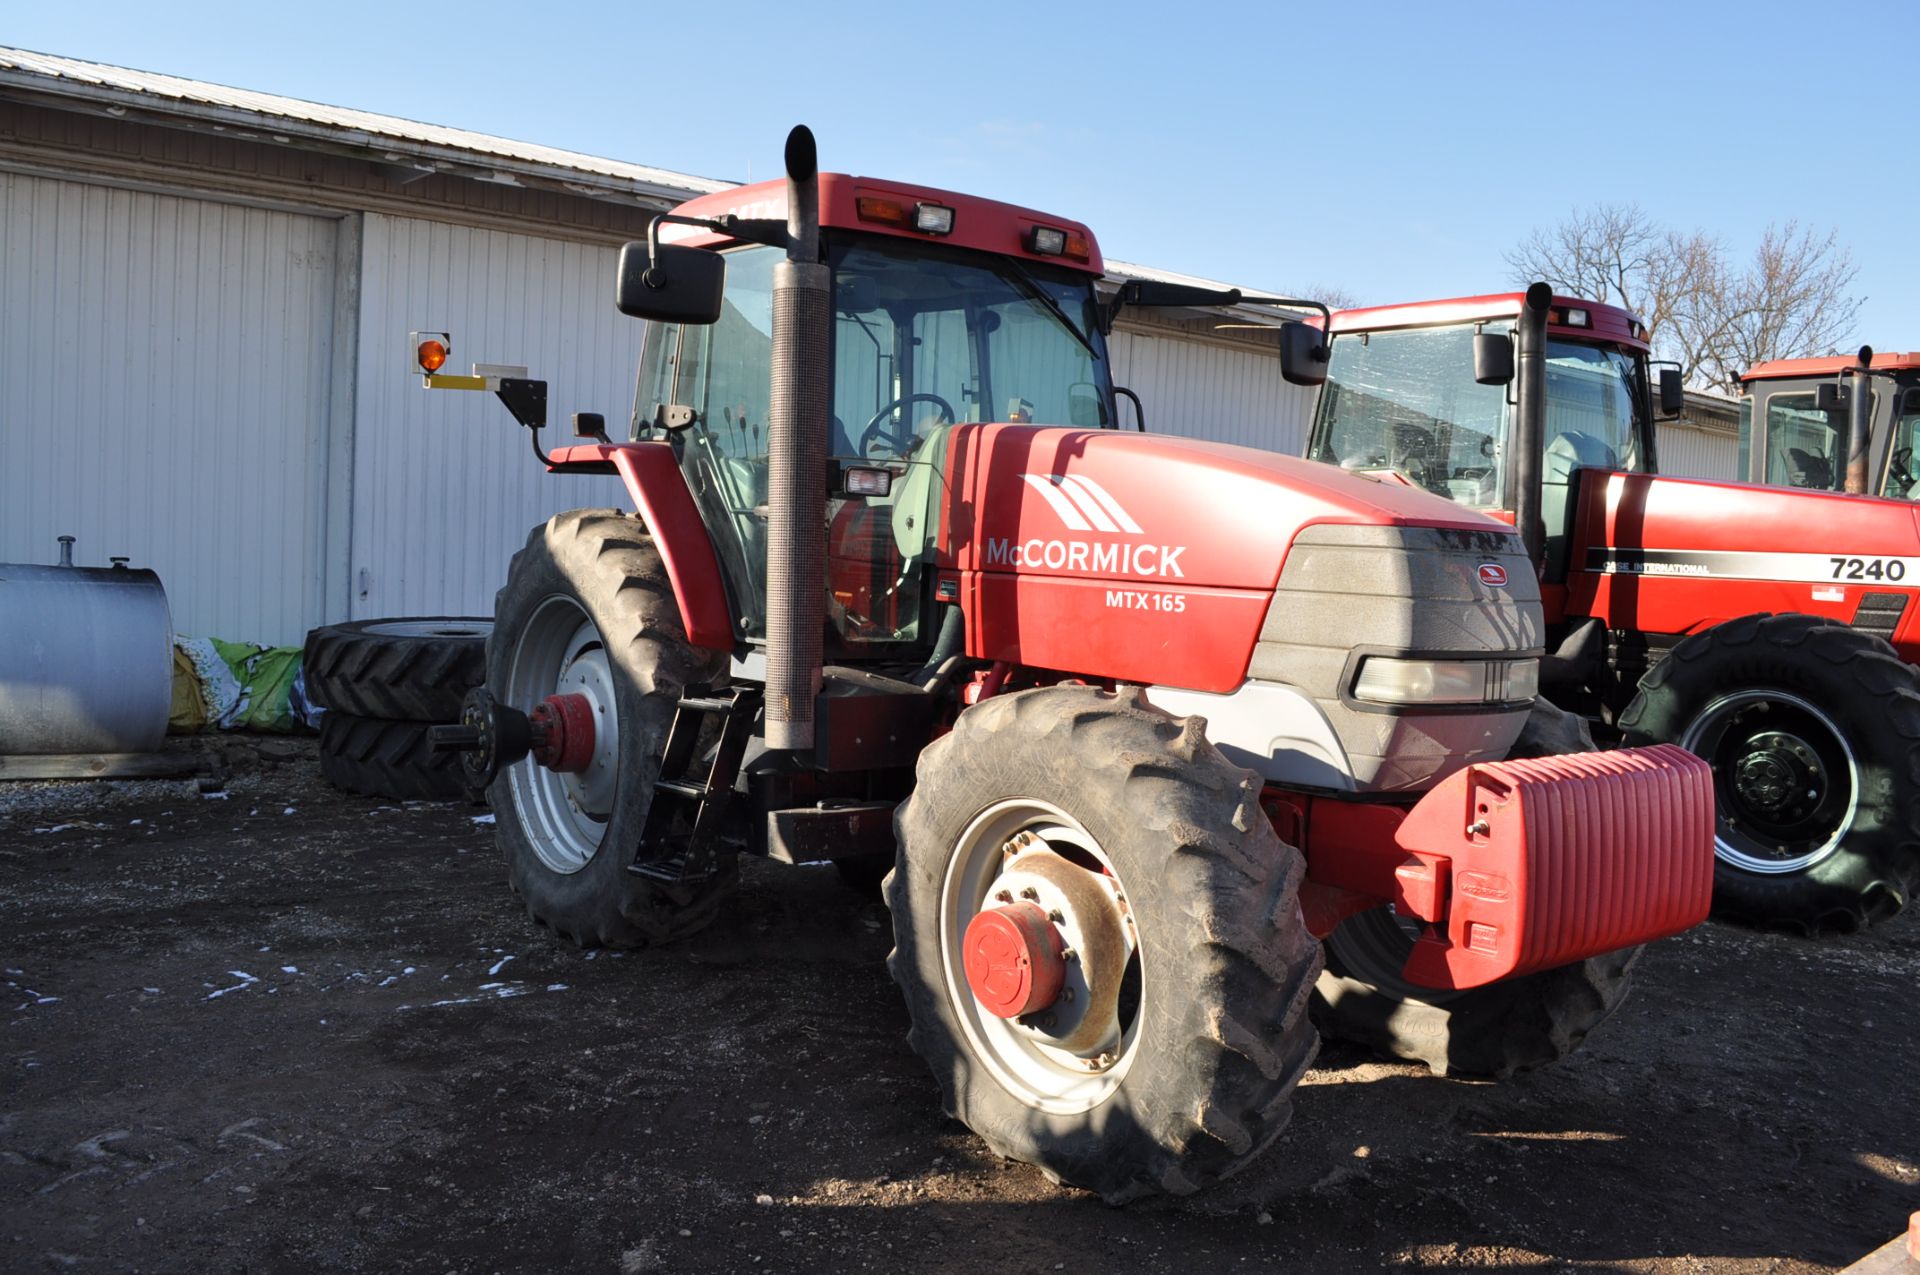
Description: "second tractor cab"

(1737, 350), (1920, 499)
(422, 129), (1715, 1203)
(1309, 286), (1920, 934)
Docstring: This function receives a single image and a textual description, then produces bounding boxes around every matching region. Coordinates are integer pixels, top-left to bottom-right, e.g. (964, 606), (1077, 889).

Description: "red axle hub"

(529, 693), (596, 773)
(962, 902), (1067, 1019)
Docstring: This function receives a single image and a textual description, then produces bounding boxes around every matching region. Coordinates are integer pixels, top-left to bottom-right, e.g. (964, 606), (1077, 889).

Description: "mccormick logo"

(983, 473), (1188, 579)
(1477, 563), (1509, 588)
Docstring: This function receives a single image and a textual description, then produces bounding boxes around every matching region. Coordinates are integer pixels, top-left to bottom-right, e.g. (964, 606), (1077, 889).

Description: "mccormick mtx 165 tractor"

(426, 129), (1713, 1202)
(1304, 287), (1920, 933)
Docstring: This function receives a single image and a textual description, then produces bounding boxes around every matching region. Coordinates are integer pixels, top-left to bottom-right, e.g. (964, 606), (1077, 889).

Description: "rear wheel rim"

(504, 597), (619, 874)
(1680, 689), (1857, 876)
(939, 798), (1143, 1116)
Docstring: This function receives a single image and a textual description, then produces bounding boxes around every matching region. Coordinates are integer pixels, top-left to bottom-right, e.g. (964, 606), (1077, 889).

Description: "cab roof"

(1742, 352), (1920, 383)
(1328, 292), (1649, 353)
(661, 174), (1104, 275)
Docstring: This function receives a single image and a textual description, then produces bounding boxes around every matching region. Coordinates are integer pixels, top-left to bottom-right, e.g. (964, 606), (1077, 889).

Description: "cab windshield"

(630, 236), (1111, 644)
(828, 236), (1111, 457)
(1310, 323), (1646, 508)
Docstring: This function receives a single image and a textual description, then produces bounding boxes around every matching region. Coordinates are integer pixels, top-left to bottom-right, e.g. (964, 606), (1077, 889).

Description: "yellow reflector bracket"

(423, 373), (487, 391)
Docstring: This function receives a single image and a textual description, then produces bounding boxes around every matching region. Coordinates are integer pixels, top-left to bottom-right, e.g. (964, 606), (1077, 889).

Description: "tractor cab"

(628, 178), (1115, 653)
(1738, 353), (1920, 499)
(1308, 292), (1680, 582)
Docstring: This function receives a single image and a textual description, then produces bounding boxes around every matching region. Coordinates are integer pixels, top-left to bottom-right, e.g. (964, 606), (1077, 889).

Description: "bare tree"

(1504, 203), (1718, 379)
(1287, 283), (1364, 311)
(1687, 223), (1863, 393)
(1506, 205), (1863, 394)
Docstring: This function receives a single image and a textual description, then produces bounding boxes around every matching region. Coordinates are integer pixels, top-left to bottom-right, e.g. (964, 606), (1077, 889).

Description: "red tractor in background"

(424, 128), (1713, 1201)
(1302, 288), (1920, 934)
(1737, 350), (1920, 498)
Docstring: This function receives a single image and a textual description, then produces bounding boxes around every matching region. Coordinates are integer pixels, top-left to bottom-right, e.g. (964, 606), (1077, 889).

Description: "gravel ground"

(2, 736), (1916, 1274)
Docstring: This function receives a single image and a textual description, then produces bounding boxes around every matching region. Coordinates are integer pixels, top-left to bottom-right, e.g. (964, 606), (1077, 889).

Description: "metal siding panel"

(1654, 422), (1738, 480)
(0, 171), (336, 644)
(1110, 323), (1314, 456)
(349, 213), (634, 620)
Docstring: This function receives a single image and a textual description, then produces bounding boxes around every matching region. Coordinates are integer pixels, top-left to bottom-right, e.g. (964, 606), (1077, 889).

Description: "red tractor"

(427, 130), (1712, 1201)
(1736, 350), (1920, 498)
(1305, 288), (1920, 933)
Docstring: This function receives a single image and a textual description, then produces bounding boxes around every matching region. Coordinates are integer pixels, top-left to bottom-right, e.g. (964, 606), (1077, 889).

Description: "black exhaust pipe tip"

(1859, 345), (1875, 368)
(1524, 281), (1553, 312)
(785, 126), (817, 183)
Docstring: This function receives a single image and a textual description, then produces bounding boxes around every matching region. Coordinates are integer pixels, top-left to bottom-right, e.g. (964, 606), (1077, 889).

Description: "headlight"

(1352, 656), (1539, 707)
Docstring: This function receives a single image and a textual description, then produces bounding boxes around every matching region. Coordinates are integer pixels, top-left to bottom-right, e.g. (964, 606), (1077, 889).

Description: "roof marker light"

(856, 196), (910, 227)
(1563, 308), (1591, 328)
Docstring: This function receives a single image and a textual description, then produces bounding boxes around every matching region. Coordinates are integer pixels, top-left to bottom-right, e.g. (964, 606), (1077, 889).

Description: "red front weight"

(529, 693), (596, 773)
(962, 902), (1067, 1019)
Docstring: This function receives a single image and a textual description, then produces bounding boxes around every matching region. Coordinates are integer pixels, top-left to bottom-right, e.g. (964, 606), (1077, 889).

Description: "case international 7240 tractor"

(1303, 289), (1920, 934)
(423, 129), (1713, 1201)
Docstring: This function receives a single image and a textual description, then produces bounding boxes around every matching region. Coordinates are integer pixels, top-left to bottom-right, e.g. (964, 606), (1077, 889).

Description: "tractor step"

(629, 685), (761, 884)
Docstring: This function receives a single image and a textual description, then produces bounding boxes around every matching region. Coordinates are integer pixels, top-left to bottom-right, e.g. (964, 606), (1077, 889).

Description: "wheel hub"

(962, 903), (1066, 1019)
(531, 693), (597, 773)
(1731, 730), (1823, 818)
(968, 833), (1135, 1058)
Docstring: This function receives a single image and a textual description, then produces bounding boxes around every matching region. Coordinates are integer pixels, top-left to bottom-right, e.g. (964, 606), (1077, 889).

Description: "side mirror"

(616, 241), (726, 325)
(1813, 382), (1848, 416)
(1473, 331), (1515, 385)
(1658, 368), (1685, 419)
(1279, 321), (1329, 387)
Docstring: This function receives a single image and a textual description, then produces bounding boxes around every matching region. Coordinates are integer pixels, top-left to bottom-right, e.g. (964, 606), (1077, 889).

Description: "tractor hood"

(942, 424), (1511, 592)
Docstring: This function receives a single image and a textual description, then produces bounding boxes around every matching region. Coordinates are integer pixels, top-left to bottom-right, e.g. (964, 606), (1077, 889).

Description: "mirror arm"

(645, 213), (791, 281)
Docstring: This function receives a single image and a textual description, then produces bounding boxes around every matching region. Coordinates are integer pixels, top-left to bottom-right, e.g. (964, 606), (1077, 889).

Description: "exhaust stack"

(1846, 345), (1874, 494)
(1512, 282), (1552, 572)
(763, 126), (831, 751)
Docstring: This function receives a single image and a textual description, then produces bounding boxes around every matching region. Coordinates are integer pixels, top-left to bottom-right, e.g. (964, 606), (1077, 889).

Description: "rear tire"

(1619, 613), (1920, 933)
(887, 685), (1322, 1202)
(488, 509), (733, 949)
(302, 618), (490, 720)
(1311, 700), (1642, 1079)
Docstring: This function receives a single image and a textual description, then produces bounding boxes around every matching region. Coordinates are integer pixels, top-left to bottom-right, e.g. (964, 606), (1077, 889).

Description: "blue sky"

(9, 0), (1917, 342)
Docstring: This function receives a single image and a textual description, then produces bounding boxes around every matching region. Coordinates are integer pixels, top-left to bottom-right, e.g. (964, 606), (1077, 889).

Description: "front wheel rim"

(504, 596), (620, 874)
(1680, 689), (1857, 876)
(938, 799), (1144, 1116)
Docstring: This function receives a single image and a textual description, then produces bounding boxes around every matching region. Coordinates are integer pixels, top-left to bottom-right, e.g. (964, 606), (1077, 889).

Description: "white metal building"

(0, 49), (1735, 646)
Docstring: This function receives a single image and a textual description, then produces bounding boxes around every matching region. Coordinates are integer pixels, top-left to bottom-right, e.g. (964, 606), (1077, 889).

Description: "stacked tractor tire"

(302, 619), (492, 802)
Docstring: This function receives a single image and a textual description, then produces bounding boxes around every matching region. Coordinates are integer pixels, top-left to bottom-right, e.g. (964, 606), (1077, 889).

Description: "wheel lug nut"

(1019, 886), (1040, 901)
(1048, 908), (1064, 923)
(994, 890), (1014, 904)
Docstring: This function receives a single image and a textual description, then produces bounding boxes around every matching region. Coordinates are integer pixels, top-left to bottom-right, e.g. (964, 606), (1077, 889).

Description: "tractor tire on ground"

(887, 684), (1322, 1203)
(488, 509), (733, 949)
(1619, 613), (1920, 933)
(317, 712), (474, 802)
(833, 854), (893, 896)
(302, 618), (491, 721)
(1311, 699), (1643, 1079)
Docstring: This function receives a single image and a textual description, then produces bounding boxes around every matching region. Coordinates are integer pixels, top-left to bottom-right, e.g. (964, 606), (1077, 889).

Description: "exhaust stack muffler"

(763, 125), (831, 751)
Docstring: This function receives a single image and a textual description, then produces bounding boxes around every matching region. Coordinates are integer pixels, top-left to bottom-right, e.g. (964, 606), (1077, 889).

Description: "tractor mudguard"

(545, 442), (734, 652)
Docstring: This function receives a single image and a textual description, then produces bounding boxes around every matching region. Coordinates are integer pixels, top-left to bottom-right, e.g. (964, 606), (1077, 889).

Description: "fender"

(545, 443), (735, 652)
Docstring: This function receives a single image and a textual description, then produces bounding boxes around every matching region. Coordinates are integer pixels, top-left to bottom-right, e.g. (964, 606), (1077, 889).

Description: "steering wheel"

(857, 393), (956, 458)
(1891, 447), (1916, 496)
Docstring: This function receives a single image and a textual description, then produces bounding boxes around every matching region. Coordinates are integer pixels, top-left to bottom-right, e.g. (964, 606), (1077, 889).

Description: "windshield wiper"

(1003, 261), (1100, 361)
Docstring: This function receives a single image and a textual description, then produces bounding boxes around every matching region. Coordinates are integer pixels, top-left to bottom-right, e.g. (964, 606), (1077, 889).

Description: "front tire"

(1619, 613), (1920, 932)
(488, 509), (732, 948)
(1311, 700), (1642, 1079)
(886, 685), (1322, 1202)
